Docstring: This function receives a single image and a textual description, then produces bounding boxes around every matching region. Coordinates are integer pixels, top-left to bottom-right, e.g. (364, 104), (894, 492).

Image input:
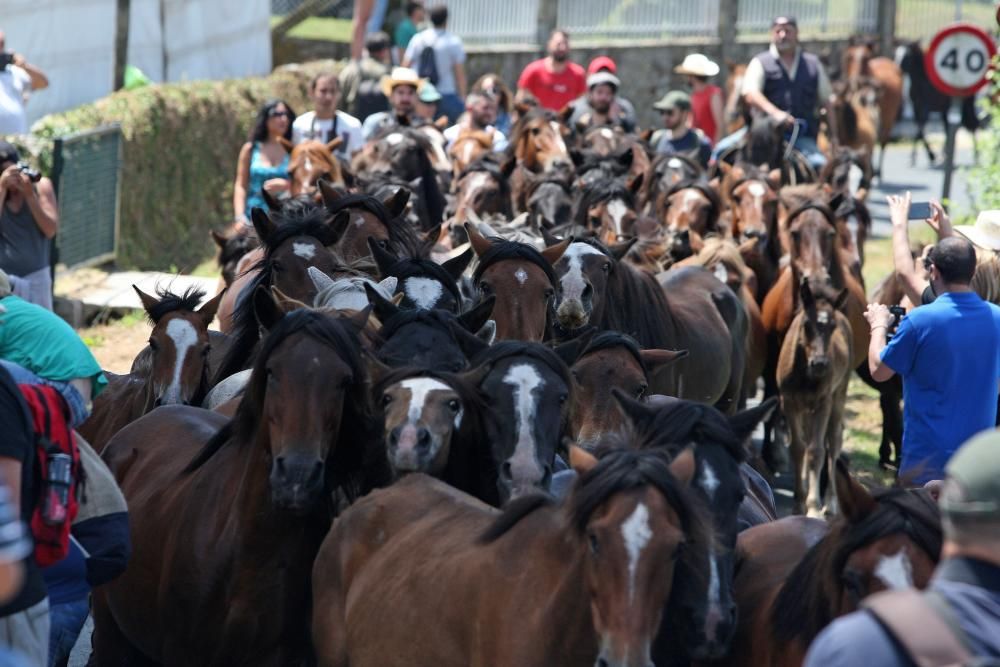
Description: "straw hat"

(954, 210), (1000, 251)
(674, 53), (721, 78)
(381, 67), (424, 98)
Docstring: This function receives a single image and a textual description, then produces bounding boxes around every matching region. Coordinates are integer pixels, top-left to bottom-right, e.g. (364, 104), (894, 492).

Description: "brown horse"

(723, 62), (748, 135)
(777, 280), (853, 516)
(311, 446), (709, 667)
(660, 180), (724, 263)
(551, 238), (746, 411)
(509, 107), (573, 174)
(211, 229), (260, 289)
(449, 156), (514, 226)
(842, 41), (903, 178)
(447, 127), (496, 180)
(718, 162), (782, 303)
(78, 286), (223, 453)
(287, 138), (345, 197)
(318, 182), (419, 262)
(92, 303), (385, 665)
(716, 464), (941, 667)
(574, 174), (644, 245)
(824, 81), (877, 179)
(466, 222), (568, 341)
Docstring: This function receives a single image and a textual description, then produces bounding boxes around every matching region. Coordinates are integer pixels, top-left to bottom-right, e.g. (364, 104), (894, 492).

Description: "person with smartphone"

(0, 30), (48, 136)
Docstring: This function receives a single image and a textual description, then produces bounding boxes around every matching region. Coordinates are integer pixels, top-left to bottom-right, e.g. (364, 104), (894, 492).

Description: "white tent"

(1, 0), (272, 125)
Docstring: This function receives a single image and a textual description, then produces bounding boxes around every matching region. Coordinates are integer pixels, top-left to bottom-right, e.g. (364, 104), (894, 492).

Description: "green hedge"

(27, 60), (342, 271)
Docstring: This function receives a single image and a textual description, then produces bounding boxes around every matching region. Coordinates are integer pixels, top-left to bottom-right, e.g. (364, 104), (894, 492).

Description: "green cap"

(940, 429), (1000, 517)
(653, 90), (691, 111)
(418, 81), (442, 103)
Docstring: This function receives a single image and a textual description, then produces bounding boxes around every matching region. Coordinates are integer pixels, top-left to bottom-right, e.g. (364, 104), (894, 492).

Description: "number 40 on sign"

(925, 23), (997, 98)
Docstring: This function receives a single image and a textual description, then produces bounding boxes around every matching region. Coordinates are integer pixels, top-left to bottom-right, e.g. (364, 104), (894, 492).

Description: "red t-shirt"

(690, 85), (722, 145)
(517, 59), (587, 112)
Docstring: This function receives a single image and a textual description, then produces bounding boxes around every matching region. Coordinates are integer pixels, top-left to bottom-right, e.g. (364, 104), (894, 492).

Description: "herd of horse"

(73, 39), (962, 666)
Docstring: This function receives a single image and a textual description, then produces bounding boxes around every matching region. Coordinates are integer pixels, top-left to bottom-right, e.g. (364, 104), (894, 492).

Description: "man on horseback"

(712, 15), (835, 170)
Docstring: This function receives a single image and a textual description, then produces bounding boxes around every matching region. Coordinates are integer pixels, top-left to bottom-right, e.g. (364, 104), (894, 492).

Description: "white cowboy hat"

(955, 210), (1000, 251)
(674, 53), (721, 78)
(381, 67), (425, 98)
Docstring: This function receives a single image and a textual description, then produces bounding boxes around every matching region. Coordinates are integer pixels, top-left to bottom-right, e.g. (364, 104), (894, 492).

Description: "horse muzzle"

(269, 454), (325, 512)
(556, 298), (591, 330)
(595, 642), (654, 667)
(687, 603), (738, 660)
(388, 425), (436, 473)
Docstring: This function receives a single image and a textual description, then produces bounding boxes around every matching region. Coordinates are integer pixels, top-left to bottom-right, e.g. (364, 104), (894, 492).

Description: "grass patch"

(272, 15), (352, 42)
(191, 257), (221, 279)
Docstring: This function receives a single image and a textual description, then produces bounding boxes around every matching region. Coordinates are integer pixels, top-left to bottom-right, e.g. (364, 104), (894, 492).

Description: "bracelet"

(870, 325), (887, 333)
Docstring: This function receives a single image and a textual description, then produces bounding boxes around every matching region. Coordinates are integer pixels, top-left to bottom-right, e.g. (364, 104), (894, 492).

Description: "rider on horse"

(712, 15), (836, 170)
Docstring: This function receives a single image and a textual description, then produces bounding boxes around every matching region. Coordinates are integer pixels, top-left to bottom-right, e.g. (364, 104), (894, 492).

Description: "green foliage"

(965, 55), (1000, 224)
(26, 60), (341, 271)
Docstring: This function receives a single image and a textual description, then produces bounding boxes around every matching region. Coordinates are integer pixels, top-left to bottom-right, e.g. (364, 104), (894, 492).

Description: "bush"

(27, 60), (342, 270)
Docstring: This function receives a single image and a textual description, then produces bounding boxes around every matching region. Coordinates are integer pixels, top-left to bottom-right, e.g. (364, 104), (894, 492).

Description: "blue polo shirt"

(880, 291), (1000, 484)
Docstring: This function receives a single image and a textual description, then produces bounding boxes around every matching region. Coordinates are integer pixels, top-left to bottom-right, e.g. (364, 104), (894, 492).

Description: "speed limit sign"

(925, 23), (997, 97)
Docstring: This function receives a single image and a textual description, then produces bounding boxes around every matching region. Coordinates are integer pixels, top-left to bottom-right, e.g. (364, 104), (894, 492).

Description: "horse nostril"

(388, 428), (400, 448)
(308, 460), (323, 484)
(500, 461), (513, 483)
(415, 428), (431, 452)
(274, 456), (286, 476)
(582, 283), (593, 300)
(596, 658), (609, 667)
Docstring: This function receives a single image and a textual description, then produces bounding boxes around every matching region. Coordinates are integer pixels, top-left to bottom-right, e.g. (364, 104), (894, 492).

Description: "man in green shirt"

(394, 2), (424, 61)
(0, 274), (106, 426)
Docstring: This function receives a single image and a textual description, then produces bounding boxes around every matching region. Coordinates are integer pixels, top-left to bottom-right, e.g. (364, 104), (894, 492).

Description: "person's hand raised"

(864, 302), (892, 331)
(886, 191), (911, 228)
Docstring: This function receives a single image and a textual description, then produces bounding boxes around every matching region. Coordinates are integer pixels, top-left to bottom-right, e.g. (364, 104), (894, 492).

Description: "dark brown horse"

(449, 156), (515, 226)
(466, 222), (569, 341)
(318, 182), (420, 262)
(718, 162), (782, 304)
(715, 463), (941, 667)
(842, 40), (903, 178)
(312, 446), (709, 667)
(93, 303), (385, 665)
(210, 229), (260, 289)
(660, 180), (724, 263)
(79, 286), (223, 453)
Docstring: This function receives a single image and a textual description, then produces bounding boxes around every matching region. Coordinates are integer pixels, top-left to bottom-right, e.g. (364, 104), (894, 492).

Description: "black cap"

(0, 141), (18, 164)
(772, 15), (797, 28)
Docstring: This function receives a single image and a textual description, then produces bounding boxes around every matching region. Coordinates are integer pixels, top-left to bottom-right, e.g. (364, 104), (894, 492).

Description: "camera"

(0, 53), (13, 69)
(15, 162), (41, 183)
(886, 305), (906, 340)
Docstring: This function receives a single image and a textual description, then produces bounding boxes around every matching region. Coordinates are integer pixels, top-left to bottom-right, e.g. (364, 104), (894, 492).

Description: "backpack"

(19, 384), (83, 567)
(416, 43), (440, 85)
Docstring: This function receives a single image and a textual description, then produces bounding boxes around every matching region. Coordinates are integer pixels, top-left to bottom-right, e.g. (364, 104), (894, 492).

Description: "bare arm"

(743, 89), (791, 124)
(233, 143), (252, 222)
(21, 176), (58, 238)
(710, 89), (725, 144)
(351, 0), (374, 61)
(454, 62), (467, 99)
(926, 200), (954, 239)
(864, 303), (896, 382)
(888, 192), (925, 306)
(13, 55), (47, 91)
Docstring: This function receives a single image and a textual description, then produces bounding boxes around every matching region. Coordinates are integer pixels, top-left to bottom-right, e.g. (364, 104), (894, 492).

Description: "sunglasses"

(661, 109), (678, 116)
(268, 109), (290, 118)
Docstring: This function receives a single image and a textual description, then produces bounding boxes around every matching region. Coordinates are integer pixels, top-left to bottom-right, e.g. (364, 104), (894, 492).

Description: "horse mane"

(652, 152), (703, 180)
(478, 493), (556, 543)
(625, 399), (746, 463)
(471, 340), (572, 388)
(325, 192), (422, 258)
(383, 256), (462, 305)
(601, 250), (677, 351)
(579, 330), (645, 373)
(472, 238), (558, 288)
(216, 234), (259, 272)
(143, 285), (207, 324)
(186, 310), (381, 499)
(370, 127), (447, 230)
(378, 307), (465, 341)
(457, 156), (513, 203)
(574, 177), (635, 229)
(744, 114), (782, 166)
(771, 486), (941, 646)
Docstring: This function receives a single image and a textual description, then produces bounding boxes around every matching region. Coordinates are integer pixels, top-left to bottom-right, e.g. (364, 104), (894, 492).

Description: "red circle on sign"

(924, 23), (997, 97)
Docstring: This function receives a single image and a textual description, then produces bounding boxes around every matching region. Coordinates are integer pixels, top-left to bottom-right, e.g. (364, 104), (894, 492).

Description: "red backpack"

(18, 383), (83, 567)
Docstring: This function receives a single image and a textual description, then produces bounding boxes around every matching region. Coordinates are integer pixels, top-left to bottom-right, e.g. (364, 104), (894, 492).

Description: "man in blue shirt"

(865, 237), (1000, 485)
(804, 429), (1000, 666)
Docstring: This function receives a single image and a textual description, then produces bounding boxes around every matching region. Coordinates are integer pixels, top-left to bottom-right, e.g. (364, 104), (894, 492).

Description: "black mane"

(598, 249), (677, 351)
(144, 285), (207, 324)
(472, 340), (571, 387)
(625, 399), (746, 463)
(580, 330), (645, 372)
(472, 238), (558, 289)
(574, 177), (635, 229)
(326, 192), (422, 257)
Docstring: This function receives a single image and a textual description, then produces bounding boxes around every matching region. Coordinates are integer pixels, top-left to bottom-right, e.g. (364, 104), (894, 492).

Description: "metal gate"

(51, 125), (123, 269)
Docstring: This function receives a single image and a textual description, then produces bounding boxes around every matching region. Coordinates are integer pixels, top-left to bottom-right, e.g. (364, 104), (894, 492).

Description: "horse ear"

(728, 396), (778, 444)
(384, 188), (411, 218)
(434, 115), (449, 130)
(442, 247), (473, 281)
(569, 445), (599, 473)
(261, 188), (282, 212)
(541, 227), (564, 248)
(364, 348), (393, 384)
(540, 236), (571, 265)
(343, 304), (373, 331)
(360, 280), (398, 321)
(308, 266), (337, 294)
(669, 447), (697, 487)
(366, 236), (399, 277)
(132, 285), (161, 320)
(420, 224), (445, 258)
(250, 207), (277, 243)
(325, 137), (343, 153)
(611, 387), (655, 427)
(608, 237), (637, 260)
(514, 101), (532, 115)
(834, 457), (877, 523)
(569, 148), (585, 167)
(799, 278), (816, 315)
(210, 230), (227, 249)
(639, 128), (653, 144)
(329, 210), (351, 244)
(253, 285), (284, 331)
(271, 286), (310, 313)
(834, 288), (850, 312)
(553, 328), (595, 367)
(464, 221), (493, 257)
(459, 362), (491, 389)
(766, 168), (782, 192)
(557, 105), (574, 125)
(475, 320), (496, 345)
(196, 289), (225, 325)
(627, 172), (645, 196)
(617, 147), (634, 170)
(458, 295), (495, 333)
(318, 178), (342, 210)
(639, 348), (689, 371)
(277, 137), (294, 152)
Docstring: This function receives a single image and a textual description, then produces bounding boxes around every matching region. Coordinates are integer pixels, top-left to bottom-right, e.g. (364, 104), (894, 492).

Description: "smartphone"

(908, 201), (932, 220)
(0, 53), (13, 68)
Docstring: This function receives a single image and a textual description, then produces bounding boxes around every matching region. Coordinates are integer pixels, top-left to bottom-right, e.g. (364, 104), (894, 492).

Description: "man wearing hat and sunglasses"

(361, 66), (425, 140)
(650, 90), (712, 169)
(713, 15), (835, 169)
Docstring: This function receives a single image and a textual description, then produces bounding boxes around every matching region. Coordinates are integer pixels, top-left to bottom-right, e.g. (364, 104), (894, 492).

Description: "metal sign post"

(924, 23), (996, 204)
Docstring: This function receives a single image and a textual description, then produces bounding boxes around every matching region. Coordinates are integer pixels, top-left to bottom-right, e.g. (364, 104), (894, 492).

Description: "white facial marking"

(503, 364), (545, 483)
(599, 127), (614, 140)
(404, 277), (444, 310)
(621, 502), (653, 602)
(747, 182), (766, 198)
(162, 318), (198, 404)
(399, 377), (451, 423)
(560, 242), (605, 303)
(464, 171), (489, 193)
(303, 155), (314, 175)
(292, 242), (317, 260)
(550, 121), (568, 154)
(667, 157), (683, 169)
(848, 163), (864, 196)
(514, 267), (529, 285)
(875, 549), (913, 590)
(460, 140), (477, 165)
(817, 310), (831, 325)
(713, 263), (728, 284)
(682, 188), (703, 212)
(385, 132), (404, 146)
(606, 198), (628, 237)
(700, 461), (720, 499)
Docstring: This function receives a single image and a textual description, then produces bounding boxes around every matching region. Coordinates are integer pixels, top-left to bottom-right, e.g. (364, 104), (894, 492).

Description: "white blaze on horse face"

(874, 549), (913, 590)
(747, 181), (766, 211)
(544, 121), (569, 169)
(460, 140), (478, 167)
(606, 199), (629, 239)
(713, 262), (728, 285)
(700, 461), (720, 500)
(816, 310), (831, 325)
(514, 267), (528, 286)
(848, 163), (864, 197)
(560, 243), (605, 303)
(385, 132), (405, 146)
(599, 127), (614, 141)
(621, 502), (653, 602)
(399, 377), (451, 424)
(705, 549), (722, 639)
(404, 276), (444, 310)
(293, 242), (317, 260)
(503, 363), (545, 486)
(303, 155), (314, 179)
(162, 318), (198, 404)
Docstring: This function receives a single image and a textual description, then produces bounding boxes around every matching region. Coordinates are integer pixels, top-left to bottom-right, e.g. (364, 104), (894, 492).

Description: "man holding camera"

(0, 30), (48, 136)
(0, 141), (58, 310)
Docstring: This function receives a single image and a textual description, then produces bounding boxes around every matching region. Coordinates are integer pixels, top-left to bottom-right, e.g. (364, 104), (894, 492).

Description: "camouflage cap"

(940, 429), (1000, 517)
(653, 90), (691, 111)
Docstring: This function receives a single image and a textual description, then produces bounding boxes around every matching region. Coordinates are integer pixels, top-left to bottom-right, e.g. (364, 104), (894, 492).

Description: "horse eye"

(447, 399), (460, 412)
(636, 383), (647, 398)
(558, 393), (568, 405)
(381, 394), (393, 407)
(531, 127), (541, 135)
(544, 288), (555, 301)
(601, 262), (611, 273)
(148, 339), (159, 352)
(377, 239), (391, 250)
(479, 282), (493, 295)
(588, 532), (599, 556)
(588, 216), (601, 227)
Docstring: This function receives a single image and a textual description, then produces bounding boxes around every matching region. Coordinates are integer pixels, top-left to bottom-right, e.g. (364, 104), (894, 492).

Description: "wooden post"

(535, 0), (558, 52)
(877, 0), (896, 57)
(112, 0), (130, 90)
(717, 0), (739, 72)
